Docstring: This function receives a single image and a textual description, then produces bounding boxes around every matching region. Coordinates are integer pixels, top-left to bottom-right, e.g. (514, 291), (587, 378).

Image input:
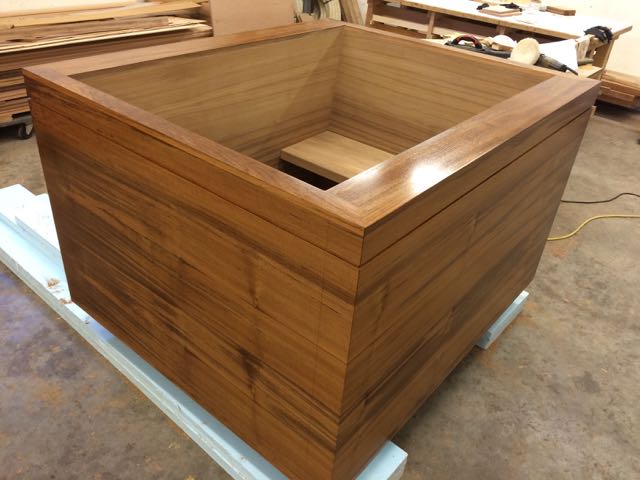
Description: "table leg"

(365, 0), (375, 25)
(426, 11), (436, 39)
(593, 38), (616, 69)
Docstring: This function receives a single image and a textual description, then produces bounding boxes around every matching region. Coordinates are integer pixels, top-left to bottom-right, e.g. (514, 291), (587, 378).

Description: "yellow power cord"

(548, 214), (640, 241)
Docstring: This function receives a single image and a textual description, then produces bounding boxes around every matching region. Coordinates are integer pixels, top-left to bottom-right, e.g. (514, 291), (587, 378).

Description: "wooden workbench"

(367, 0), (632, 78)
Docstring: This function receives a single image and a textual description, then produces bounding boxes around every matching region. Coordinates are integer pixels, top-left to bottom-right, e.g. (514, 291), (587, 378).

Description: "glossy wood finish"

(336, 111), (593, 475)
(25, 20), (600, 480)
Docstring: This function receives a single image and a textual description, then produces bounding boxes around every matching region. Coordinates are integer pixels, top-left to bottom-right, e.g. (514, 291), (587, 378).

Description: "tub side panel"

(27, 81), (361, 480)
(331, 76), (600, 263)
(334, 108), (592, 480)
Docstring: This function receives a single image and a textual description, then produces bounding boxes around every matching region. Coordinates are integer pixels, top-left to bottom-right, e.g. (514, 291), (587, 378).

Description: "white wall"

(551, 0), (639, 76)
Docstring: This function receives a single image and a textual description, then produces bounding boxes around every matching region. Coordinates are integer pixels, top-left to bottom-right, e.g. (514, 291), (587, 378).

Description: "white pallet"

(476, 291), (529, 350)
(0, 184), (408, 480)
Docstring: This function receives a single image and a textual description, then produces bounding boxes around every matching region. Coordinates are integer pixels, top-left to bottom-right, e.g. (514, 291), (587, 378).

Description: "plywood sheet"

(209, 0), (295, 36)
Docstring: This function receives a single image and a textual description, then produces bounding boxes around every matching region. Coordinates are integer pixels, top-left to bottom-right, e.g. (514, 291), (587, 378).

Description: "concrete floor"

(1, 112), (639, 479)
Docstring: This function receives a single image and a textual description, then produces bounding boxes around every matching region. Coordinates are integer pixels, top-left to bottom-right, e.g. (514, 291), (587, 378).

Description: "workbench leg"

(593, 38), (616, 70)
(426, 11), (436, 39)
(365, 0), (375, 25)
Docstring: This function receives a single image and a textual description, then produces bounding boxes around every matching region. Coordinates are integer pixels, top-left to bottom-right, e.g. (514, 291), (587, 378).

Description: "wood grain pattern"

(0, 88), (27, 102)
(26, 22), (599, 480)
(333, 111), (593, 480)
(330, 26), (554, 154)
(76, 29), (341, 165)
(29, 89), (351, 480)
(331, 50), (599, 261)
(39, 20), (344, 76)
(339, 109), (592, 427)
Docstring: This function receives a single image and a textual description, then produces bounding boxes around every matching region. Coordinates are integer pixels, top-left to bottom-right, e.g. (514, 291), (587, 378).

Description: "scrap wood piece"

(546, 5), (576, 16)
(480, 5), (522, 17)
(0, 1), (201, 29)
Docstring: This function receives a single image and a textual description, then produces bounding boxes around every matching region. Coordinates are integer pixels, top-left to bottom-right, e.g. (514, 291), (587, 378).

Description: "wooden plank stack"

(600, 71), (640, 109)
(0, 0), (211, 124)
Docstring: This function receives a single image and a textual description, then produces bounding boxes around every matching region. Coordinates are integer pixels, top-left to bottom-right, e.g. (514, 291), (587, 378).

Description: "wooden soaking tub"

(25, 20), (599, 480)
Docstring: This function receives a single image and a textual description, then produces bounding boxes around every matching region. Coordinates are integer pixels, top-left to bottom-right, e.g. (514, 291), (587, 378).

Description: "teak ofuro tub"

(25, 20), (599, 480)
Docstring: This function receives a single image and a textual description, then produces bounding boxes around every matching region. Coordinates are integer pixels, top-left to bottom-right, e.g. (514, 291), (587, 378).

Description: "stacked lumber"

(600, 71), (640, 109)
(0, 1), (211, 124)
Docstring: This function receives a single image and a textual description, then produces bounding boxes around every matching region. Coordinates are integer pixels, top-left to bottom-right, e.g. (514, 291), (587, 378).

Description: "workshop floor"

(1, 111), (639, 480)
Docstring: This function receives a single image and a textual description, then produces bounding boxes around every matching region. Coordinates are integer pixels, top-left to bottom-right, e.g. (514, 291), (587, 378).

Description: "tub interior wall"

(75, 26), (554, 178)
(75, 28), (343, 166)
(330, 28), (553, 154)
